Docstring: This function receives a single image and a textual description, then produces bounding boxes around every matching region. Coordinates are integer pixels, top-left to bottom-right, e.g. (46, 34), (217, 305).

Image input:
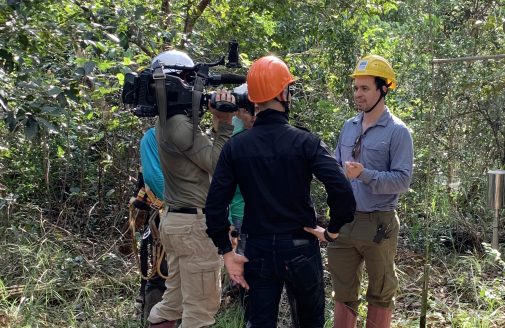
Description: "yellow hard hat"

(350, 55), (397, 90)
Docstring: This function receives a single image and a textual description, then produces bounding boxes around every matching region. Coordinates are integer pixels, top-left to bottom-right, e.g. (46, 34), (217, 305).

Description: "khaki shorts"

(327, 211), (399, 312)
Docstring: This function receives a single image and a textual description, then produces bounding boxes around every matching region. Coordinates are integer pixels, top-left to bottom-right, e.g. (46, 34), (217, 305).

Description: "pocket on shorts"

(377, 213), (399, 241)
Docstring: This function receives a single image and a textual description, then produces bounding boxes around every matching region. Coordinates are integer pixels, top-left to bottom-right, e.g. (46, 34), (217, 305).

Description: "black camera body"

(121, 40), (253, 118)
(122, 70), (194, 117)
(208, 90), (254, 115)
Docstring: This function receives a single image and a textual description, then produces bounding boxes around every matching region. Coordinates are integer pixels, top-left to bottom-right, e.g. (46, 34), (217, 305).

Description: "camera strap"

(152, 65), (168, 122)
(191, 76), (205, 144)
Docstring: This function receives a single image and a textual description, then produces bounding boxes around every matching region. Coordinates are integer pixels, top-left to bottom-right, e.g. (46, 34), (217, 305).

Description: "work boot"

(149, 321), (176, 328)
(333, 301), (357, 328)
(365, 304), (392, 328)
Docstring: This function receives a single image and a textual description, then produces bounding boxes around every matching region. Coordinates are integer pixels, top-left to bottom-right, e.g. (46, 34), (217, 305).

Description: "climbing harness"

(128, 187), (169, 280)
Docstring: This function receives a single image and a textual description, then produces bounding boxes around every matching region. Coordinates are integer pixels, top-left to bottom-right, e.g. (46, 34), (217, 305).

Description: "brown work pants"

(327, 211), (399, 313)
(148, 209), (222, 328)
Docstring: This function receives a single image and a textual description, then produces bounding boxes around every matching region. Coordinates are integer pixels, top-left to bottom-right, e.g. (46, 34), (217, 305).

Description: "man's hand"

(345, 161), (364, 179)
(223, 251), (249, 289)
(304, 225), (338, 242)
(209, 89), (235, 125)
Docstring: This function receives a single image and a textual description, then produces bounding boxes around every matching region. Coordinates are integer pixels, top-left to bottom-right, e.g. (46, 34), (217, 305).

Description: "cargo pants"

(148, 209), (222, 328)
(327, 210), (400, 312)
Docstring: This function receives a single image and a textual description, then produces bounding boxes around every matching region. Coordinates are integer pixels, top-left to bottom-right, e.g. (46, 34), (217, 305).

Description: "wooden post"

(488, 170), (505, 249)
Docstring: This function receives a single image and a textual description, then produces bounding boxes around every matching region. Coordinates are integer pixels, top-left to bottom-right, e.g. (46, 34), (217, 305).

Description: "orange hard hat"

(247, 56), (296, 103)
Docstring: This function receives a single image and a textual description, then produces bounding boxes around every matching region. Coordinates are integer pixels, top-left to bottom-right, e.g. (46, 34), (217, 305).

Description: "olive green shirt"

(156, 114), (233, 208)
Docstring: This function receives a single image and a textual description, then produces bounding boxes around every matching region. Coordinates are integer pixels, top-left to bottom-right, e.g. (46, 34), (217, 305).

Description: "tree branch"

(160, 0), (173, 50)
(180, 0), (211, 49)
(161, 0), (171, 29)
(129, 26), (155, 57)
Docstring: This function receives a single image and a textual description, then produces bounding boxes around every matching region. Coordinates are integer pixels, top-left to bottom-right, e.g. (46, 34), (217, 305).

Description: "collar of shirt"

(352, 106), (392, 129)
(254, 109), (289, 127)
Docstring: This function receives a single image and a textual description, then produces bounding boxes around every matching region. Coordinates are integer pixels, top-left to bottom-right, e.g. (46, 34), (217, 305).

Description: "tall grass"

(0, 205), (139, 328)
(1, 204), (505, 327)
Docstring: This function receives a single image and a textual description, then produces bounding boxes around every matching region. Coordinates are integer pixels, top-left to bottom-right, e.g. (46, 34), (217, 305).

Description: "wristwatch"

(218, 245), (233, 255)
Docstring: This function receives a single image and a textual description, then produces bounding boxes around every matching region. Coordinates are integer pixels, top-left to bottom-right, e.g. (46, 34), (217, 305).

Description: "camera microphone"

(207, 73), (246, 86)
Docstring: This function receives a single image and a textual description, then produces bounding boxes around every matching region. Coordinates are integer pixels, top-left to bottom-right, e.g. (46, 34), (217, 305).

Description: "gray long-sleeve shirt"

(334, 107), (413, 212)
(156, 114), (233, 208)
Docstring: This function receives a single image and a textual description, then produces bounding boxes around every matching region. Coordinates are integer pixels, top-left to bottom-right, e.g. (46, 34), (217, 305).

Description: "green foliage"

(1, 0), (505, 326)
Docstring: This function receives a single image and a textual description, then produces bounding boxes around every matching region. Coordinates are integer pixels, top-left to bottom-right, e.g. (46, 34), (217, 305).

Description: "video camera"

(121, 40), (254, 118)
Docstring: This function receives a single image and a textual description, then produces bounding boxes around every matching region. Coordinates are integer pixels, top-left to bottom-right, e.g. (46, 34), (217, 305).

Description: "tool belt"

(129, 186), (168, 281)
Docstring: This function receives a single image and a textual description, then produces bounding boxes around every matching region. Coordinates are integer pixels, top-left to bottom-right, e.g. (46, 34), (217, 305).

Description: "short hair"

(374, 77), (387, 90)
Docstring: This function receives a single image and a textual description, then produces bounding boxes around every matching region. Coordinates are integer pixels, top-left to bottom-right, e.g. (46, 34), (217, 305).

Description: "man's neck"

(362, 104), (386, 132)
(257, 101), (285, 114)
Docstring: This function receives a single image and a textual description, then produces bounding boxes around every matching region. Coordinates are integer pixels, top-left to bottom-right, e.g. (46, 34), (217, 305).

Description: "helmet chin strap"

(276, 99), (290, 114)
(274, 89), (291, 114)
(363, 84), (390, 113)
(363, 94), (383, 113)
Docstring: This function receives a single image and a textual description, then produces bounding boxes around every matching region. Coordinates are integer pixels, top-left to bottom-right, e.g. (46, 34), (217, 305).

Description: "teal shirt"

(228, 117), (246, 224)
(140, 128), (164, 199)
(229, 186), (245, 224)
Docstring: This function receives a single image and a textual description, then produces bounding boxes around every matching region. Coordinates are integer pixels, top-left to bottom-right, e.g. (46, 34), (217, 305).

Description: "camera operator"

(147, 50), (235, 328)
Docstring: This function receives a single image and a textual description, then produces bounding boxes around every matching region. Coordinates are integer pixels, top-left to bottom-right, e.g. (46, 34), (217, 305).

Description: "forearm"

(326, 192), (356, 233)
(206, 200), (233, 252)
(209, 122), (234, 173)
(359, 168), (412, 194)
(359, 127), (413, 194)
(185, 122), (233, 174)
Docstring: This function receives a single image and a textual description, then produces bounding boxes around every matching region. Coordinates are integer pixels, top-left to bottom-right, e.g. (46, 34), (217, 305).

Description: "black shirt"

(205, 109), (356, 252)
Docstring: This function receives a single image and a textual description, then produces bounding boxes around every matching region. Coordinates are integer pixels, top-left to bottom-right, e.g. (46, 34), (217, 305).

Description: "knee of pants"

(330, 270), (362, 307)
(366, 282), (398, 309)
(366, 271), (398, 309)
(327, 247), (363, 305)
